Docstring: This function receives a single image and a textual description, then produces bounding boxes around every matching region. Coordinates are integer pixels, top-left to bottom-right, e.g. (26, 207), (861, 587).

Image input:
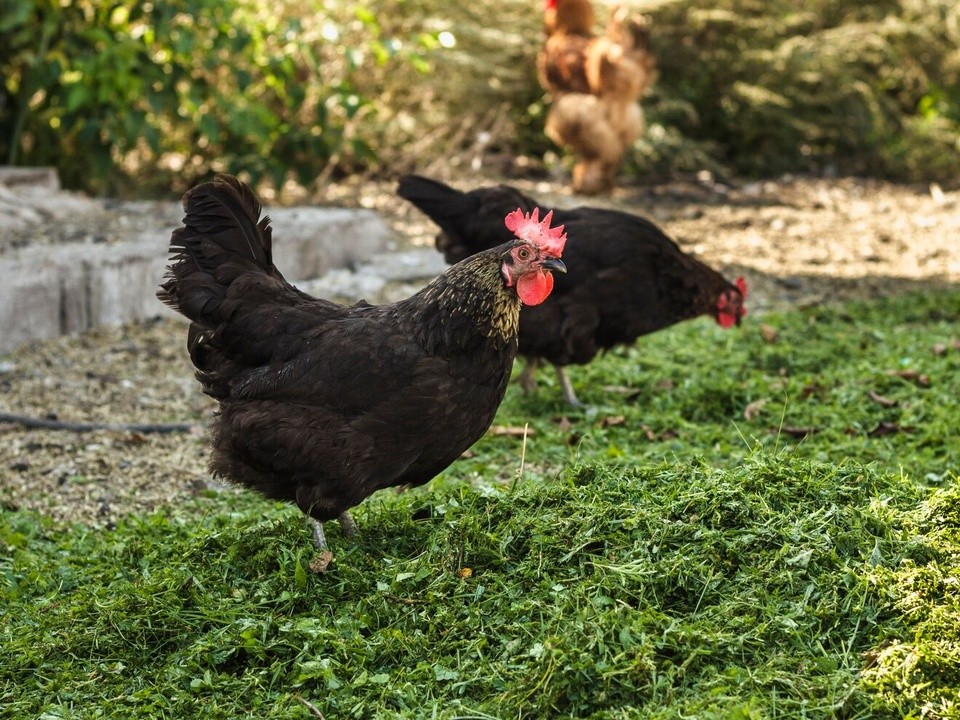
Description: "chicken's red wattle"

(517, 269), (555, 306)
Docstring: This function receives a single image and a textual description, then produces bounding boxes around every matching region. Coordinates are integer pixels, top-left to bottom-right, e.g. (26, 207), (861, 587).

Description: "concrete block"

(17, 188), (103, 224)
(358, 249), (448, 282)
(90, 244), (172, 327)
(293, 249), (448, 306)
(11, 244), (91, 336)
(53, 247), (92, 334)
(297, 270), (388, 303)
(270, 208), (392, 281)
(0, 260), (61, 352)
(0, 204), (393, 355)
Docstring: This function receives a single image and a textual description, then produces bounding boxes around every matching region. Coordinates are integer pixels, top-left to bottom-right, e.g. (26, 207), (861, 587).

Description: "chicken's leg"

(338, 511), (358, 538)
(311, 511), (358, 550)
(554, 365), (584, 408)
(516, 357), (540, 394)
(311, 519), (329, 549)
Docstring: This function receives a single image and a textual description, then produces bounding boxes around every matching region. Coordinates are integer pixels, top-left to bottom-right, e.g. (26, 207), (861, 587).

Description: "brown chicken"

(398, 175), (746, 407)
(158, 175), (566, 551)
(538, 0), (656, 194)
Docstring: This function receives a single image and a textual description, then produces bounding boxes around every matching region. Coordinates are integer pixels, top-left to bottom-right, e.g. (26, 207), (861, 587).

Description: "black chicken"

(398, 174), (746, 407)
(158, 175), (566, 551)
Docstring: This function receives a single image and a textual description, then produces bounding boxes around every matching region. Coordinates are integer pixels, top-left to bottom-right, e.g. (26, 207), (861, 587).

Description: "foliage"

(2, 291), (960, 717)
(0, 0), (443, 195)
(636, 0), (960, 181)
(344, 0), (550, 174)
(2, 0), (958, 191)
(354, 0), (960, 183)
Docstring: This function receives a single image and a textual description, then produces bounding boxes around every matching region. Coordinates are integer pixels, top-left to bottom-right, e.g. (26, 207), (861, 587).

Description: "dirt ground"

(2, 173), (958, 527)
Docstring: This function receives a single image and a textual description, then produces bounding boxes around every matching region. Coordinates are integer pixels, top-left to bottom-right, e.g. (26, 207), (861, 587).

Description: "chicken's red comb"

(736, 276), (748, 296)
(504, 207), (566, 257)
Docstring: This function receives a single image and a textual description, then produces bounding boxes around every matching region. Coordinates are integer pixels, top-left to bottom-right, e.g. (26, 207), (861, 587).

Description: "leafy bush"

(0, 0), (442, 194)
(354, 0), (960, 184)
(384, 0), (960, 183)
(1, 0), (958, 192)
(625, 0), (960, 180)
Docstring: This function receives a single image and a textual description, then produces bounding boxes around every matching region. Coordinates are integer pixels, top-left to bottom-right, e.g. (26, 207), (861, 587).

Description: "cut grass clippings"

(0, 458), (939, 718)
(2, 290), (960, 718)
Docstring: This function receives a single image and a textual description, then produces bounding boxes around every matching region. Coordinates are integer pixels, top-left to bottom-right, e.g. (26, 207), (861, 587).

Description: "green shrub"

(630, 0), (960, 180)
(2, 0), (958, 192)
(372, 0), (960, 184)
(0, 0), (441, 194)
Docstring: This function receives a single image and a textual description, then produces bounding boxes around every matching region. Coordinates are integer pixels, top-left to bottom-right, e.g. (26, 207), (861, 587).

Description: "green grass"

(3, 291), (960, 718)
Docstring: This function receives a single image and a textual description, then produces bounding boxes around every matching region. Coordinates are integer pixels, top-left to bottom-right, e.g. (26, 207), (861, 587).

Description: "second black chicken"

(398, 174), (747, 407)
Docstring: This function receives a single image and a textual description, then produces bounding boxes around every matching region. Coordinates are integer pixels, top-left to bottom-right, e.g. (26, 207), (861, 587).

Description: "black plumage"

(398, 174), (746, 407)
(159, 174), (565, 549)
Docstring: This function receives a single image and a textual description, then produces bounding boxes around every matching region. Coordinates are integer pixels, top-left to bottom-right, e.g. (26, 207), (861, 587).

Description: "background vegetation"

(3, 291), (960, 717)
(1, 0), (958, 195)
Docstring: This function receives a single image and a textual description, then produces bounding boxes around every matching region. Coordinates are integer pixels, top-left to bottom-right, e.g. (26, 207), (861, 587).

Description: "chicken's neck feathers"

(402, 247), (521, 353)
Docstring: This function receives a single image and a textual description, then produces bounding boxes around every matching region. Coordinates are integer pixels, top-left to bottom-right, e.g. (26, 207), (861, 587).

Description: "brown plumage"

(158, 174), (565, 549)
(398, 175), (747, 407)
(537, 0), (656, 194)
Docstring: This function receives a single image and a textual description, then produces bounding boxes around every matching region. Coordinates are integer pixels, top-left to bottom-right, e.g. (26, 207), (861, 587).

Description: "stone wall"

(0, 168), (394, 354)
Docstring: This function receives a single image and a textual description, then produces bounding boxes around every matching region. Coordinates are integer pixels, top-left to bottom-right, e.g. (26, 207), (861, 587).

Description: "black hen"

(398, 174), (746, 407)
(158, 175), (565, 551)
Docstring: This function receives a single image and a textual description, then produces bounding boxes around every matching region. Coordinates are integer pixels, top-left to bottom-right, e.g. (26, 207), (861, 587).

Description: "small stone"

(309, 551), (334, 573)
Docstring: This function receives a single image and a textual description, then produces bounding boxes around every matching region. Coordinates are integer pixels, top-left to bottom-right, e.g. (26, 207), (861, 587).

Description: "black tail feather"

(398, 174), (538, 263)
(397, 175), (474, 222)
(158, 174), (276, 322)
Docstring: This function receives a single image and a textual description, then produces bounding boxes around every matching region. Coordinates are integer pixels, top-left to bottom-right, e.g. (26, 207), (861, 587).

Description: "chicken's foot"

(308, 519), (335, 572)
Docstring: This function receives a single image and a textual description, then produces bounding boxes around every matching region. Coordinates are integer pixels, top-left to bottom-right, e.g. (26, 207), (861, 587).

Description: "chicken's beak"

(540, 257), (567, 274)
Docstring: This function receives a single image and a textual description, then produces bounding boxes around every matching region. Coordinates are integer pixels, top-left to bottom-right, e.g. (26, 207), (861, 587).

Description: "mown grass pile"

(2, 291), (959, 718)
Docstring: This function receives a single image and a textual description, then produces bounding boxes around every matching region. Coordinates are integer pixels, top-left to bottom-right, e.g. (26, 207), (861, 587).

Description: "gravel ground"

(2, 173), (958, 527)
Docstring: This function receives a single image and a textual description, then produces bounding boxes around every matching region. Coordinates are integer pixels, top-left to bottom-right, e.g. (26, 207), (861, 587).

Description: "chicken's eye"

(517, 247), (532, 260)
